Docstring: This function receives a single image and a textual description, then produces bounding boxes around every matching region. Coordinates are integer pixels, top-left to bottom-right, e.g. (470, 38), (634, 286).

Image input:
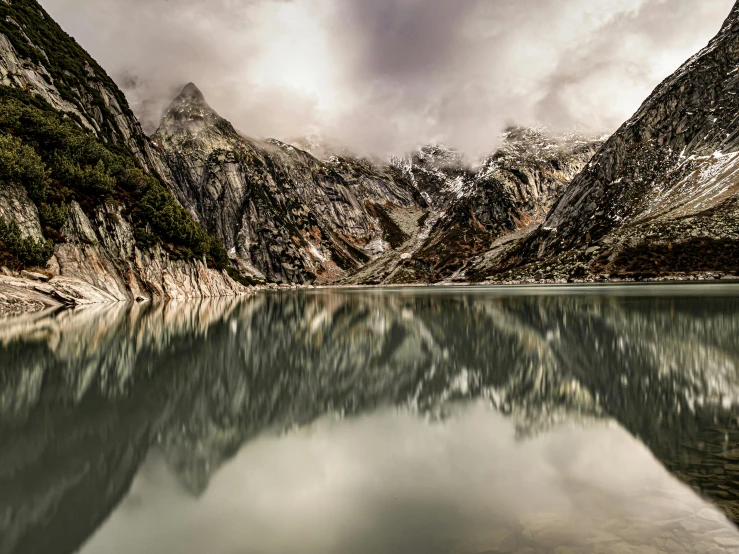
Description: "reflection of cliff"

(477, 294), (739, 521)
(2, 289), (739, 553)
(0, 299), (258, 554)
(1, 377), (169, 554)
(0, 298), (247, 421)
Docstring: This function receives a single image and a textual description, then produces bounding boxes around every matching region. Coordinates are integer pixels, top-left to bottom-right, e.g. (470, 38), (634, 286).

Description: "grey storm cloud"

(40, 0), (735, 156)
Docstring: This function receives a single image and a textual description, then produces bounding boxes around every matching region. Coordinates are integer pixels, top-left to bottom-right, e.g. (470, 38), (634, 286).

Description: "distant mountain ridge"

(366, 128), (600, 284)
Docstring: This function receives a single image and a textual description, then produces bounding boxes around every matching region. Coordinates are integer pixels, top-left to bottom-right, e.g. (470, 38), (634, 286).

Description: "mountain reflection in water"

(2, 285), (739, 554)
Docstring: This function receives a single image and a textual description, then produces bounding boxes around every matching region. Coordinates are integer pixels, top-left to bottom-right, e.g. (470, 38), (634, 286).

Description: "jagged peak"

(169, 82), (211, 113)
(155, 81), (240, 147)
(164, 82), (216, 117)
(719, 0), (739, 32)
(179, 82), (205, 102)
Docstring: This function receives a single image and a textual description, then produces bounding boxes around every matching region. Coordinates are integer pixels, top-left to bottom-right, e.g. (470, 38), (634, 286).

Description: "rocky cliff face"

(480, 1), (739, 282)
(0, 183), (247, 314)
(0, 1), (247, 308)
(153, 84), (427, 284)
(51, 201), (246, 301)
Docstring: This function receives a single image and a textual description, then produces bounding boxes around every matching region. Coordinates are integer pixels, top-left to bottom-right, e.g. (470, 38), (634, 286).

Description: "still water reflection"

(2, 285), (739, 553)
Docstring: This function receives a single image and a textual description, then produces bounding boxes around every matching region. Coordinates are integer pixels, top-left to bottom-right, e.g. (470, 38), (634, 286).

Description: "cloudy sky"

(42, 0), (735, 156)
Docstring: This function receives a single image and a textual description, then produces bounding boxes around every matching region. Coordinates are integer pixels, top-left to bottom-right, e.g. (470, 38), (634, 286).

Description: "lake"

(2, 285), (739, 554)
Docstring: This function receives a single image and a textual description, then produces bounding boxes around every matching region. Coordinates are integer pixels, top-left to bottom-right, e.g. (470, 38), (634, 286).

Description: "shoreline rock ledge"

(0, 267), (254, 317)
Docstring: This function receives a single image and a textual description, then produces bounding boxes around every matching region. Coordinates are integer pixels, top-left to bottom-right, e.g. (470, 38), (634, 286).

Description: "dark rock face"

(154, 84), (427, 284)
(392, 145), (474, 210)
(483, 1), (739, 282)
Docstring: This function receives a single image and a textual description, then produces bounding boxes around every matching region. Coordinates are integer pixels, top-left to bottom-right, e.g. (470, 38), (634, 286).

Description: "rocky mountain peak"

(165, 82), (214, 117)
(177, 82), (207, 105)
(154, 82), (240, 150)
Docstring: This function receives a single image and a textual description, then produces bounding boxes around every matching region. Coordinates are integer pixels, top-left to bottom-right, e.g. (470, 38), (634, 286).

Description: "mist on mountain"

(41, 0), (734, 157)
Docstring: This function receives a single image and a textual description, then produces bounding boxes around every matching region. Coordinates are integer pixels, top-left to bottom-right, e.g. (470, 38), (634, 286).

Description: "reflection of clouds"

(83, 404), (739, 554)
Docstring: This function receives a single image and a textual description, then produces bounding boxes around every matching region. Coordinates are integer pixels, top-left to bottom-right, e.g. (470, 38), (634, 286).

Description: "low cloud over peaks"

(42, 0), (735, 156)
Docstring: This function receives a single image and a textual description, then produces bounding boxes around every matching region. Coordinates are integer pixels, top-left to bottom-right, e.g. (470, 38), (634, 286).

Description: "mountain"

(0, 0), (603, 303)
(0, 0), (248, 309)
(9, 0), (738, 308)
(153, 83), (425, 284)
(153, 85), (603, 285)
(474, 2), (739, 283)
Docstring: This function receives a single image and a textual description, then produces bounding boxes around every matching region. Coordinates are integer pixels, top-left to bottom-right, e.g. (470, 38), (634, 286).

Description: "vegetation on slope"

(0, 86), (230, 271)
(0, 0), (139, 147)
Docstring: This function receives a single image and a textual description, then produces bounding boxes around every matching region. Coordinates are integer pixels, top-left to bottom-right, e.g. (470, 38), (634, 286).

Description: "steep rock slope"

(0, 1), (246, 305)
(154, 84), (426, 284)
(0, 1), (170, 178)
(483, 2), (739, 282)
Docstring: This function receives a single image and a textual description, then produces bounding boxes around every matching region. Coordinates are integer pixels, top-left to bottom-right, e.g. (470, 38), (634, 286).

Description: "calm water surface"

(2, 285), (739, 554)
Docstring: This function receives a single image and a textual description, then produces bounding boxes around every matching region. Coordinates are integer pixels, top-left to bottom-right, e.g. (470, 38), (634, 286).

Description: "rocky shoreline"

(4, 269), (738, 319)
(0, 268), (257, 317)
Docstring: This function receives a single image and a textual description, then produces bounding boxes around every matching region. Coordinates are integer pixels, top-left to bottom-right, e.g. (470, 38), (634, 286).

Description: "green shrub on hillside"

(125, 170), (229, 266)
(119, 167), (212, 258)
(53, 157), (117, 198)
(0, 134), (49, 203)
(0, 216), (53, 268)
(38, 203), (69, 230)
